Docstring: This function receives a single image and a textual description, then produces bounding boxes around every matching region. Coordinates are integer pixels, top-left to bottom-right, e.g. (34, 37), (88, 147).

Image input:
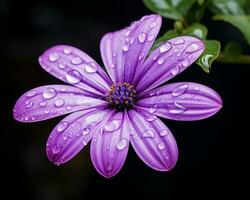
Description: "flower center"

(106, 82), (136, 110)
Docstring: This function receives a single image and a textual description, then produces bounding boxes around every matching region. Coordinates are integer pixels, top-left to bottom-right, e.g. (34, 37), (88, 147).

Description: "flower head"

(13, 15), (222, 178)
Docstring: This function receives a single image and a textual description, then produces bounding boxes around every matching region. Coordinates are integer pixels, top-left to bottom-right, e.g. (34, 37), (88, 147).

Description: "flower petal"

(100, 14), (162, 83)
(39, 45), (112, 96)
(127, 109), (178, 171)
(46, 109), (111, 166)
(134, 36), (205, 93)
(90, 112), (130, 178)
(137, 82), (222, 121)
(13, 85), (107, 122)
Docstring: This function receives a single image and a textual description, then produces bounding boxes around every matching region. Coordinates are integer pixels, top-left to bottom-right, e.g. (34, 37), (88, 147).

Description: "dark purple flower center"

(106, 82), (136, 110)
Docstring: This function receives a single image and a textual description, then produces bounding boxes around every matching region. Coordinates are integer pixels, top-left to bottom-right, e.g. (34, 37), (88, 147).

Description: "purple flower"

(13, 14), (222, 178)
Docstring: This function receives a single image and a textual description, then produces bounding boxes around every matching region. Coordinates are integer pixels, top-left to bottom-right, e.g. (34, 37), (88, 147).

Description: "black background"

(1, 0), (248, 199)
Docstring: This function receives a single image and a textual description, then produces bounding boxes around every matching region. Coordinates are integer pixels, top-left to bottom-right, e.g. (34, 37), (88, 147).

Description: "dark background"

(1, 0), (248, 199)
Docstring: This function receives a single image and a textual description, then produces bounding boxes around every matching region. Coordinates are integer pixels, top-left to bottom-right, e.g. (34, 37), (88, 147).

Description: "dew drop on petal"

(148, 34), (155, 42)
(173, 38), (185, 45)
(157, 57), (165, 65)
(138, 32), (146, 43)
(52, 144), (61, 154)
(43, 88), (57, 99)
(186, 43), (202, 53)
(116, 138), (129, 150)
(149, 21), (157, 28)
(123, 43), (129, 52)
(26, 90), (37, 97)
(69, 122), (81, 135)
(104, 119), (122, 132)
(82, 127), (90, 135)
(142, 130), (155, 138)
(172, 84), (189, 97)
(194, 86), (200, 91)
(63, 48), (72, 54)
(157, 142), (165, 150)
(25, 100), (34, 109)
(49, 53), (59, 62)
(160, 42), (171, 53)
(149, 107), (157, 114)
(57, 121), (69, 132)
(160, 129), (169, 137)
(54, 98), (65, 107)
(82, 139), (88, 146)
(84, 63), (97, 73)
(182, 58), (189, 67)
(66, 70), (81, 84)
(171, 66), (180, 76)
(39, 101), (47, 107)
(145, 115), (157, 122)
(138, 53), (144, 61)
(58, 62), (66, 69)
(71, 56), (82, 65)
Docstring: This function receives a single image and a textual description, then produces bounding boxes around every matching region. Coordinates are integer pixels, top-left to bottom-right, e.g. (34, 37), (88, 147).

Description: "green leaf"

(143, 0), (196, 21)
(213, 15), (250, 45)
(197, 0), (205, 5)
(196, 40), (221, 73)
(183, 23), (208, 40)
(151, 30), (179, 51)
(209, 0), (246, 15)
(224, 41), (242, 57)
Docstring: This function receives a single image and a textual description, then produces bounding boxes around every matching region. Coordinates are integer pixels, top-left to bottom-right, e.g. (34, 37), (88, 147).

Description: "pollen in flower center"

(106, 82), (136, 110)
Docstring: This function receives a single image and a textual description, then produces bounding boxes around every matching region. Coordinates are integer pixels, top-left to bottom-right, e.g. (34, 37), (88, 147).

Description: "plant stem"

(216, 53), (250, 64)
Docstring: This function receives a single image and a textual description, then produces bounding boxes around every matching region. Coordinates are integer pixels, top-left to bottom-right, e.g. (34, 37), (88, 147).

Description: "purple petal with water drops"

(127, 109), (178, 171)
(90, 111), (130, 178)
(39, 45), (112, 96)
(13, 85), (107, 123)
(47, 108), (111, 166)
(100, 14), (162, 83)
(137, 82), (222, 121)
(134, 36), (205, 93)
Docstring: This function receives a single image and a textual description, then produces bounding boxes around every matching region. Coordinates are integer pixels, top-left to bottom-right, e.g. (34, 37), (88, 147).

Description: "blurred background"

(1, 0), (249, 199)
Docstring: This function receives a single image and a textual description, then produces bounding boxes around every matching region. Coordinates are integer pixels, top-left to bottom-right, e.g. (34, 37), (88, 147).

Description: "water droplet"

(54, 98), (65, 107)
(153, 55), (158, 60)
(82, 128), (90, 135)
(157, 142), (165, 150)
(194, 86), (200, 91)
(171, 66), (180, 76)
(71, 56), (82, 64)
(123, 43), (129, 52)
(63, 48), (72, 54)
(138, 53), (144, 61)
(172, 84), (189, 97)
(66, 105), (72, 110)
(138, 32), (146, 43)
(24, 116), (29, 121)
(104, 119), (122, 132)
(182, 59), (189, 67)
(49, 53), (59, 62)
(169, 108), (185, 114)
(58, 62), (66, 69)
(160, 42), (171, 53)
(157, 57), (165, 65)
(149, 91), (155, 96)
(174, 101), (186, 109)
(149, 107), (157, 114)
(125, 30), (130, 36)
(84, 62), (97, 73)
(26, 90), (37, 97)
(43, 88), (57, 99)
(52, 144), (61, 154)
(148, 34), (155, 42)
(142, 130), (155, 138)
(69, 122), (81, 135)
(25, 100), (33, 109)
(57, 121), (68, 132)
(145, 115), (157, 122)
(112, 53), (117, 57)
(149, 21), (157, 28)
(31, 116), (36, 121)
(82, 139), (88, 146)
(66, 70), (81, 84)
(110, 63), (116, 68)
(186, 43), (202, 53)
(116, 138), (128, 150)
(173, 38), (185, 45)
(39, 101), (47, 107)
(160, 129), (169, 137)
